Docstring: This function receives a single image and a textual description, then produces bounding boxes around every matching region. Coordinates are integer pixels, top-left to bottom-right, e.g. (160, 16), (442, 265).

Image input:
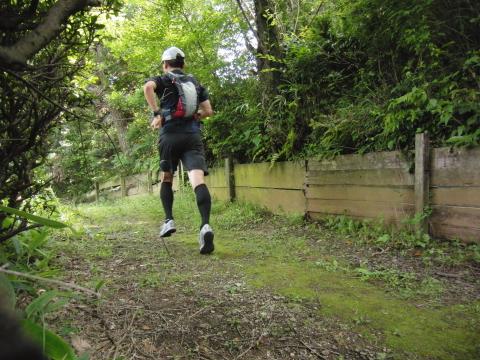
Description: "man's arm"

(143, 80), (162, 129)
(197, 100), (213, 119)
(144, 80), (159, 111)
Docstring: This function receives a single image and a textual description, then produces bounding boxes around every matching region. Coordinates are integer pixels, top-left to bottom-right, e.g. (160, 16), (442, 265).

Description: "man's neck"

(165, 67), (183, 73)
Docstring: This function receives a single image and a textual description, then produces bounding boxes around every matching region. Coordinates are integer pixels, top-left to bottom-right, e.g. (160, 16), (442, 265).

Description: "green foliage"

(354, 266), (443, 297)
(52, 0), (480, 195)
(0, 208), (82, 359)
(54, 0), (255, 193)
(22, 319), (77, 360)
(279, 0), (480, 156)
(25, 291), (72, 323)
(0, 273), (16, 309)
(203, 79), (267, 163)
(1, 0), (120, 241)
(322, 214), (480, 266)
(0, 205), (68, 230)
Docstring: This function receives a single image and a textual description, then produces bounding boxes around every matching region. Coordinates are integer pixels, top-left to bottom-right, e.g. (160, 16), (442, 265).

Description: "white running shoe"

(160, 219), (176, 237)
(199, 224), (214, 254)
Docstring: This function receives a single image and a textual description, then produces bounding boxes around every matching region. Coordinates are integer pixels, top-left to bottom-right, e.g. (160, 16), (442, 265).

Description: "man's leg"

(188, 169), (214, 254)
(160, 171), (174, 220)
(188, 169), (211, 228)
(159, 171), (176, 237)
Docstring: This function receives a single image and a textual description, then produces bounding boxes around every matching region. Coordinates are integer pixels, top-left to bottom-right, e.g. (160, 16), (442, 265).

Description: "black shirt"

(146, 69), (209, 134)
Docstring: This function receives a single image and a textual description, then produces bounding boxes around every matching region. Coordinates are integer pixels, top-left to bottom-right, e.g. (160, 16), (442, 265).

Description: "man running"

(143, 46), (214, 254)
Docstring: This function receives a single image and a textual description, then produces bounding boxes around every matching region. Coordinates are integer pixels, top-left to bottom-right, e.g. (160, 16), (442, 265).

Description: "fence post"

(121, 176), (127, 198)
(225, 157), (235, 202)
(414, 133), (430, 232)
(95, 181), (100, 202)
(147, 170), (153, 194)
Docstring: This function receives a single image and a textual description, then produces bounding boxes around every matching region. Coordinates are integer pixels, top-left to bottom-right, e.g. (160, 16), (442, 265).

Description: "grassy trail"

(53, 193), (480, 359)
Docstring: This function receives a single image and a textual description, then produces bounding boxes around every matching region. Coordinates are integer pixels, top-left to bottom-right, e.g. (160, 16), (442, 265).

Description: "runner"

(143, 46), (214, 254)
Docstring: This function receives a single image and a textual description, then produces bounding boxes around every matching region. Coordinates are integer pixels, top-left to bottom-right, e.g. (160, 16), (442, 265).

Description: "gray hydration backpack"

(163, 71), (199, 121)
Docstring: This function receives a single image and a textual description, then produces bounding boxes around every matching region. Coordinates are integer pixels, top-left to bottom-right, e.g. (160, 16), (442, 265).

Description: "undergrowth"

(322, 214), (480, 267)
(0, 221), (87, 360)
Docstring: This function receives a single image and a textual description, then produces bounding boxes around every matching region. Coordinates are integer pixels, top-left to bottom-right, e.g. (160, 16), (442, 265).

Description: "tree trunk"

(254, 0), (283, 99)
(110, 108), (130, 155)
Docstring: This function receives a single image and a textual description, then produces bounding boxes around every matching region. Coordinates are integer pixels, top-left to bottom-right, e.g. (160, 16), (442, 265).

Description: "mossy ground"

(54, 192), (480, 359)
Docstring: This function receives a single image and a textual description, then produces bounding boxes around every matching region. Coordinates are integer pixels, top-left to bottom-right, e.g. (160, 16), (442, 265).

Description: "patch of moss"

(246, 260), (480, 360)
(176, 232), (249, 259)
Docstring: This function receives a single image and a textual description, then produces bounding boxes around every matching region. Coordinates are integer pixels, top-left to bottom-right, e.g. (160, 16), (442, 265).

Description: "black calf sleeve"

(160, 181), (174, 220)
(194, 184), (211, 228)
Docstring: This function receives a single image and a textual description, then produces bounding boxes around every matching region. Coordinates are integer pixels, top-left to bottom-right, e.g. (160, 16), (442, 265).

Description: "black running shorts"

(158, 132), (209, 175)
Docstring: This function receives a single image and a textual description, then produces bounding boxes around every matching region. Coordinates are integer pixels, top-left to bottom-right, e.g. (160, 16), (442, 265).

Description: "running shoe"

(199, 224), (214, 254)
(160, 219), (176, 237)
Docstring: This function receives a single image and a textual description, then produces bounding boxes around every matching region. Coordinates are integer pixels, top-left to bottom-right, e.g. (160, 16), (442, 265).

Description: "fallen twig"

(288, 324), (326, 359)
(188, 305), (210, 320)
(235, 333), (264, 359)
(91, 306), (116, 346)
(298, 338), (327, 359)
(0, 268), (100, 297)
(160, 236), (173, 259)
(435, 271), (463, 279)
(371, 248), (387, 256)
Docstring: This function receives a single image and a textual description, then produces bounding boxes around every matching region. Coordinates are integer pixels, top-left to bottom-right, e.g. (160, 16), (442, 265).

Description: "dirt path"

(52, 194), (480, 359)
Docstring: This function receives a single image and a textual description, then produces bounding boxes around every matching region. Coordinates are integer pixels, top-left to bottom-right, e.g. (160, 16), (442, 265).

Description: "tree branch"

(2, 68), (126, 171)
(0, 268), (100, 297)
(234, 0), (260, 43)
(0, 0), (103, 66)
(0, 224), (42, 244)
(0, 0), (40, 31)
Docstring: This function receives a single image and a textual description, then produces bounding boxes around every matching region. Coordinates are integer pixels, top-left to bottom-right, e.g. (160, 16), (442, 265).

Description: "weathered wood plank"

(308, 212), (380, 222)
(127, 184), (139, 196)
(102, 187), (121, 199)
(431, 147), (480, 186)
(430, 205), (480, 229)
(172, 175), (179, 191)
(431, 187), (480, 207)
(99, 177), (120, 190)
(308, 151), (411, 171)
(306, 185), (414, 204)
(206, 167), (227, 188)
(234, 161), (305, 189)
(306, 168), (414, 186)
(236, 187), (305, 214)
(430, 223), (480, 244)
(151, 176), (179, 193)
(307, 199), (414, 222)
(209, 188), (230, 202)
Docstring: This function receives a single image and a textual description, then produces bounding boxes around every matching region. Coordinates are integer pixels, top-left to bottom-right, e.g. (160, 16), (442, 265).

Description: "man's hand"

(151, 115), (163, 129)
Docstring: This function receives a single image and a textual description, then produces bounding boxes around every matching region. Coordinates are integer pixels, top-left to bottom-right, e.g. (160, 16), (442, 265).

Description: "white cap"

(161, 47), (185, 61)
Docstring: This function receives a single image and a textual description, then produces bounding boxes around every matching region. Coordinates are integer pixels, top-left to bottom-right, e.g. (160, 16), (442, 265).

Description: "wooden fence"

(84, 171), (179, 202)
(206, 137), (480, 243)
(305, 150), (415, 223)
(87, 135), (480, 243)
(429, 147), (480, 242)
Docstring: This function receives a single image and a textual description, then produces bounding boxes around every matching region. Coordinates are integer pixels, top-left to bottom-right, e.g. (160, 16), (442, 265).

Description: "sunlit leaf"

(0, 206), (67, 229)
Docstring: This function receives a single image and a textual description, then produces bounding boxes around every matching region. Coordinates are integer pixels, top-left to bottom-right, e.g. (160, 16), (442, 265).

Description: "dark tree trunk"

(110, 108), (130, 155)
(254, 0), (284, 99)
